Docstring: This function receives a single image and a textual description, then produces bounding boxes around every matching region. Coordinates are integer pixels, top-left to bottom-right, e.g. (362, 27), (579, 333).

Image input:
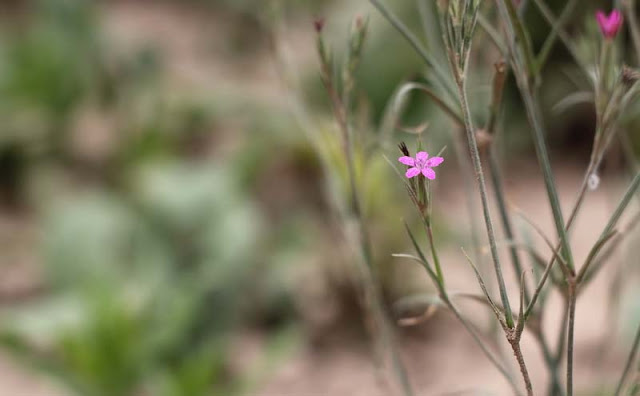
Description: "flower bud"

(313, 18), (325, 33)
(596, 9), (623, 40)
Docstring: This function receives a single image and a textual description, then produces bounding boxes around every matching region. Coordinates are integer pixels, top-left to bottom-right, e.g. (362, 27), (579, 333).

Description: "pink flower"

(596, 9), (623, 39)
(398, 151), (444, 180)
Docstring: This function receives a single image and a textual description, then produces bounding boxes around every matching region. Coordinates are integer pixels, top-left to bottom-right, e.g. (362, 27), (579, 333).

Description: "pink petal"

(415, 151), (429, 162)
(422, 168), (436, 180)
(398, 156), (415, 166)
(609, 10), (622, 23)
(425, 156), (444, 167)
(405, 167), (421, 178)
(596, 10), (607, 28)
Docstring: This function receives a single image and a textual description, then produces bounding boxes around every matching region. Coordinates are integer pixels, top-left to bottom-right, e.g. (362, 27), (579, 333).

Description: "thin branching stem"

(424, 220), (445, 284)
(530, 0), (588, 74)
(319, 36), (414, 396)
(578, 170), (640, 283)
(457, 76), (515, 328)
(402, 228), (519, 392)
(370, 0), (458, 102)
(535, 0), (580, 74)
(567, 283), (577, 396)
(443, 296), (522, 395)
(496, 0), (576, 275)
(622, 0), (640, 66)
(458, 71), (532, 395)
(510, 338), (534, 396)
(534, 329), (564, 396)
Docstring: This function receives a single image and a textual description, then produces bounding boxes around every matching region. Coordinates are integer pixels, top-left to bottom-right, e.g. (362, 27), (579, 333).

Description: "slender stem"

(519, 84), (576, 273)
(615, 322), (640, 395)
(425, 220), (444, 285)
(478, 14), (508, 54)
(370, 0), (458, 102)
(535, 0), (580, 74)
(496, 0), (536, 77)
(488, 149), (529, 301)
(319, 43), (414, 396)
(524, 241), (563, 320)
(535, 329), (564, 396)
(484, 61), (528, 303)
(567, 282), (577, 396)
(457, 77), (514, 328)
(510, 339), (534, 396)
(496, 0), (576, 273)
(443, 297), (521, 395)
(622, 0), (640, 66)
(578, 169), (640, 283)
(530, 0), (588, 74)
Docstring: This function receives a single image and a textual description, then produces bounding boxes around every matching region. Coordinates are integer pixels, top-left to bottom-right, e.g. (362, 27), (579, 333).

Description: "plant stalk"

(457, 75), (515, 329)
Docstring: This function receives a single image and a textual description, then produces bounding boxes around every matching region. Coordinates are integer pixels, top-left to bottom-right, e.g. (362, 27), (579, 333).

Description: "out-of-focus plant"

(0, 160), (298, 396)
(313, 15), (415, 396)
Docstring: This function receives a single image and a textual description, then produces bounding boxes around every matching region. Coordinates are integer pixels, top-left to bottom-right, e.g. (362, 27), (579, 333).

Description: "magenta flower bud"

(596, 9), (623, 39)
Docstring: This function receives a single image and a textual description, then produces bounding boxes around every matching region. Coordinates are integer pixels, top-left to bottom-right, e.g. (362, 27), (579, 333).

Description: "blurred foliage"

(0, 0), (303, 394)
(1, 160), (274, 395)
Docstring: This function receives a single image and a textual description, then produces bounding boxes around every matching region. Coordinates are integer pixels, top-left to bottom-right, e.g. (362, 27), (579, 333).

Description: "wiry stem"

(425, 220), (444, 284)
(443, 296), (522, 395)
(485, 61), (528, 302)
(615, 321), (640, 395)
(318, 33), (414, 396)
(535, 0), (580, 74)
(567, 282), (577, 396)
(622, 0), (640, 66)
(535, 328), (564, 396)
(457, 76), (515, 329)
(510, 338), (534, 396)
(457, 72), (535, 395)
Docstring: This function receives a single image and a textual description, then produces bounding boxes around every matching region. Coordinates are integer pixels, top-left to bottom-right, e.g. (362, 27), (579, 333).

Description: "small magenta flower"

(596, 9), (623, 39)
(398, 151), (444, 180)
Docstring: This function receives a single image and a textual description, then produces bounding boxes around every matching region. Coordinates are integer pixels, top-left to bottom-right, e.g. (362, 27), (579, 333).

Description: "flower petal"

(406, 167), (421, 178)
(416, 151), (429, 162)
(611, 10), (622, 22)
(398, 156), (415, 166)
(422, 168), (436, 180)
(596, 10), (607, 28)
(425, 156), (444, 167)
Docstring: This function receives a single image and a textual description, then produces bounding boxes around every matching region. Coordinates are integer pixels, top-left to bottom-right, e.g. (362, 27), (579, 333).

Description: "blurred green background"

(0, 0), (638, 395)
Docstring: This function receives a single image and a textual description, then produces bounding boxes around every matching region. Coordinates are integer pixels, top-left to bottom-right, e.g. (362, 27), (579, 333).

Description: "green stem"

(536, 329), (564, 396)
(615, 322), (640, 395)
(495, 0), (536, 77)
(425, 220), (444, 285)
(488, 149), (528, 302)
(496, 0), (576, 273)
(578, 169), (640, 283)
(370, 0), (458, 103)
(443, 296), (521, 395)
(457, 77), (514, 328)
(622, 0), (640, 66)
(319, 41), (414, 396)
(519, 85), (576, 273)
(530, 0), (589, 75)
(484, 61), (528, 304)
(535, 0), (580, 74)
